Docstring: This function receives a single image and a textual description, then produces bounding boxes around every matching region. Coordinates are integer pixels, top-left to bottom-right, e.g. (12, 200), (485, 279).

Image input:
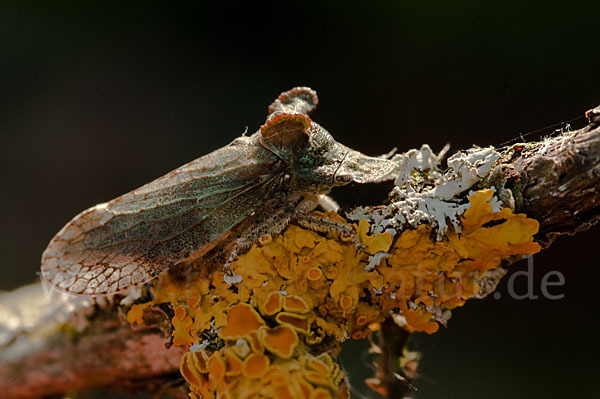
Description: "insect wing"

(41, 136), (283, 295)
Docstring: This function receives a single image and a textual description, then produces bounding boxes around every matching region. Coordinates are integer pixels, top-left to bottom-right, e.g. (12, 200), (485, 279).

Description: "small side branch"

(366, 318), (414, 398)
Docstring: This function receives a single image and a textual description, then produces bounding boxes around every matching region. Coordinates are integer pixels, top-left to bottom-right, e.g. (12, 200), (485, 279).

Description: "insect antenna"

(331, 150), (350, 184)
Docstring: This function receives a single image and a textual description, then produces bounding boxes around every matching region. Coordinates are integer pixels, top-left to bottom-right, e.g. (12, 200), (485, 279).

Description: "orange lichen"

(260, 325), (299, 359)
(180, 351), (209, 387)
(294, 228), (317, 249)
(398, 301), (439, 334)
(223, 349), (243, 376)
(262, 366), (288, 386)
(219, 303), (265, 339)
(284, 295), (310, 313)
(181, 343), (348, 399)
(304, 370), (336, 390)
(311, 388), (333, 399)
(207, 352), (226, 380)
(187, 293), (201, 308)
(276, 312), (311, 333)
(172, 306), (195, 346)
(379, 189), (541, 332)
(356, 219), (393, 255)
(125, 302), (151, 325)
(299, 381), (312, 399)
(307, 267), (323, 281)
(339, 295), (353, 310)
(242, 353), (270, 379)
(126, 188), (540, 398)
(248, 331), (264, 353)
(262, 291), (283, 316)
(174, 305), (187, 320)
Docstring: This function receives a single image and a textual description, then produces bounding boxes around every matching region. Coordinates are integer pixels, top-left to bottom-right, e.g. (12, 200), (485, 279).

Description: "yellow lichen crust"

(126, 189), (540, 397)
(380, 189), (541, 333)
(180, 305), (349, 399)
(181, 345), (348, 399)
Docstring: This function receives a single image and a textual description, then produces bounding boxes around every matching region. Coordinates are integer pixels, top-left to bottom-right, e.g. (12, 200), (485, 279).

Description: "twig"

(0, 105), (598, 399)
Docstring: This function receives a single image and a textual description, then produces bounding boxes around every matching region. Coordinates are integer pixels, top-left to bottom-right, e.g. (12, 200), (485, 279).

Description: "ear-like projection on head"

(260, 112), (311, 161)
(263, 87), (398, 185)
(268, 87), (319, 115)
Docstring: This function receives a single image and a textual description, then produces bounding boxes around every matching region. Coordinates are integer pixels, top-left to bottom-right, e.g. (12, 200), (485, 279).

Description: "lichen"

(180, 303), (348, 399)
(126, 189), (540, 398)
(350, 146), (505, 240)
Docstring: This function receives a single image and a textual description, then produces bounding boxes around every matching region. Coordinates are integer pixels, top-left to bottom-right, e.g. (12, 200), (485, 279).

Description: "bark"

(506, 113), (600, 247)
(0, 284), (186, 398)
(366, 318), (414, 398)
(0, 105), (598, 399)
(372, 106), (600, 398)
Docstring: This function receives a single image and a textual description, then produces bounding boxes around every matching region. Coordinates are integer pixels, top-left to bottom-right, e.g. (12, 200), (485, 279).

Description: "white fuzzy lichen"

(426, 146), (501, 200)
(348, 146), (502, 240)
(365, 252), (391, 271)
(392, 144), (442, 186)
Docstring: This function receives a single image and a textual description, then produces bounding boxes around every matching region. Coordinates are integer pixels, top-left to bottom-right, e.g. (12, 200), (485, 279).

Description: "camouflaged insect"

(41, 87), (397, 295)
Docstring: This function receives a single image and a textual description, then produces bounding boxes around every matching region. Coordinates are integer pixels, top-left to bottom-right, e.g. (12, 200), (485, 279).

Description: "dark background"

(1, 1), (599, 398)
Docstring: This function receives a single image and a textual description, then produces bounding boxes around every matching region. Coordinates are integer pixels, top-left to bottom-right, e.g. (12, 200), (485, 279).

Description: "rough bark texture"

(0, 106), (598, 399)
(366, 318), (414, 398)
(0, 284), (185, 398)
(373, 107), (600, 398)
(507, 116), (600, 247)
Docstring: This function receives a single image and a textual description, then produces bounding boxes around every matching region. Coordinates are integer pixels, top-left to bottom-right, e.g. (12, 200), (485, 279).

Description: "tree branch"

(507, 115), (600, 246)
(0, 284), (185, 398)
(1, 106), (598, 399)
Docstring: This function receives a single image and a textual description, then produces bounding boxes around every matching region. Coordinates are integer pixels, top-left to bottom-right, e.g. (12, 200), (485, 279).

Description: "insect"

(41, 87), (397, 295)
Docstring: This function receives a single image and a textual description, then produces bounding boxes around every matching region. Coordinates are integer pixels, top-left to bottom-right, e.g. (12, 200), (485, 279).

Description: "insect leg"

(295, 210), (361, 248)
(219, 199), (296, 280)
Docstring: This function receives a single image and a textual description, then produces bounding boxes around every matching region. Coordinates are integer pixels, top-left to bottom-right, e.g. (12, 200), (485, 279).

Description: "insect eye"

(335, 174), (352, 184)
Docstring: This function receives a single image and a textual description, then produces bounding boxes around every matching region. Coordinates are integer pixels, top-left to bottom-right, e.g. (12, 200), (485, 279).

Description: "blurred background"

(1, 1), (599, 398)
